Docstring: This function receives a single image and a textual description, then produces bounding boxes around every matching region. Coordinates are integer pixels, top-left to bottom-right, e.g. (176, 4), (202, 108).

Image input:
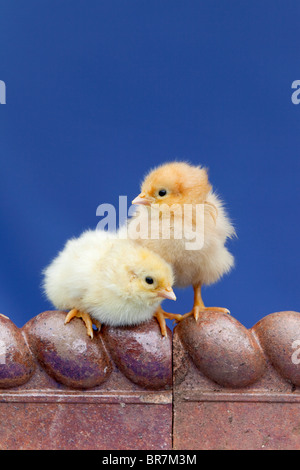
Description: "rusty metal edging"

(1, 309), (300, 450)
(176, 392), (300, 403)
(0, 390), (172, 404)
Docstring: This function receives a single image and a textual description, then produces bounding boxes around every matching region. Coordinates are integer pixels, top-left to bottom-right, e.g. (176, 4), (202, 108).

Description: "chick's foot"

(177, 306), (230, 323)
(64, 309), (100, 339)
(154, 307), (182, 337)
(175, 283), (230, 322)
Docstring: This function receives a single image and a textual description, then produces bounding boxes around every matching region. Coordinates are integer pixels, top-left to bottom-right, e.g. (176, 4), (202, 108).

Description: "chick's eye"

(145, 276), (154, 285)
(158, 189), (167, 197)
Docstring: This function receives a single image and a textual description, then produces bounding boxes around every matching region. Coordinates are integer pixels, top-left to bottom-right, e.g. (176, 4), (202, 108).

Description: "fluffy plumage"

(43, 229), (176, 336)
(130, 161), (235, 319)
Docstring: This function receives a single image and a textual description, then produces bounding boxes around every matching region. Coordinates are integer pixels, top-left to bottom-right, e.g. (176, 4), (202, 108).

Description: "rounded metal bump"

(0, 314), (36, 388)
(252, 311), (300, 386)
(23, 311), (112, 389)
(176, 310), (266, 388)
(102, 318), (172, 390)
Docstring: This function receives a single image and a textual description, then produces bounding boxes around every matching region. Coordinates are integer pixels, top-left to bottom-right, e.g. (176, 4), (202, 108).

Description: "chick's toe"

(178, 306), (231, 323)
(154, 307), (181, 337)
(64, 308), (95, 339)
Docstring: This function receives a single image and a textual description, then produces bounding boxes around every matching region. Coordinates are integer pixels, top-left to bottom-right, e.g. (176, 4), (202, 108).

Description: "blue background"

(0, 0), (299, 329)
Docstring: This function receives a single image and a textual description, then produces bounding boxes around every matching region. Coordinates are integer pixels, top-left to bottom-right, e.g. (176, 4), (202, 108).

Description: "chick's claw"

(154, 307), (182, 337)
(177, 306), (231, 323)
(175, 283), (230, 322)
(93, 319), (102, 332)
(64, 308), (95, 339)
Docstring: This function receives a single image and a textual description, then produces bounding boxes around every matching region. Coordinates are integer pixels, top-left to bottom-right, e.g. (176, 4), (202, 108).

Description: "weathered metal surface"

(23, 311), (113, 389)
(0, 311), (172, 450)
(176, 310), (266, 388)
(0, 395), (172, 450)
(0, 315), (35, 388)
(174, 400), (300, 450)
(173, 310), (300, 450)
(2, 309), (300, 449)
(253, 311), (300, 386)
(102, 321), (172, 390)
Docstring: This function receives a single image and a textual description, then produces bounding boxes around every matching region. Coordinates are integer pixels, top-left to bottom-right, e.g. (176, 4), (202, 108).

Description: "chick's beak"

(156, 286), (176, 301)
(132, 193), (154, 206)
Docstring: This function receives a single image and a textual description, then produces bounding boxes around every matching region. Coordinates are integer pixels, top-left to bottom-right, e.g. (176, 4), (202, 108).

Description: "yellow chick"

(43, 229), (176, 338)
(130, 161), (235, 323)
